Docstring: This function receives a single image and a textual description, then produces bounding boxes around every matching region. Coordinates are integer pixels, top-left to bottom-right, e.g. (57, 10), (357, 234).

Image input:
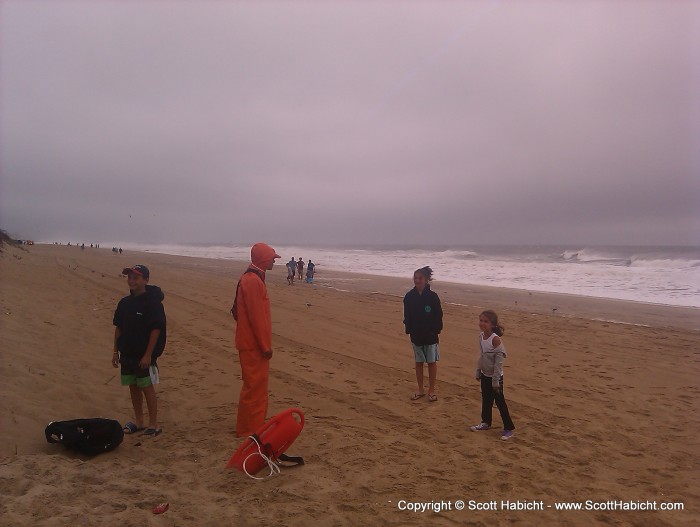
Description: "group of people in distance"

(110, 243), (514, 445)
(286, 257), (315, 285)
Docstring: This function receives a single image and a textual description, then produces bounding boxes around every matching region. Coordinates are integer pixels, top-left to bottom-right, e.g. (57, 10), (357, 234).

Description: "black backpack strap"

(45, 421), (80, 445)
(277, 453), (304, 467)
(231, 268), (265, 320)
(251, 433), (304, 467)
(45, 422), (63, 443)
(231, 279), (243, 320)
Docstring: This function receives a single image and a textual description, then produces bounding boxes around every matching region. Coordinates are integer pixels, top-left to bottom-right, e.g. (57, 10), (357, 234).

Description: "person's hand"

(261, 350), (273, 360)
(112, 353), (119, 368)
(139, 354), (152, 369)
(475, 369), (481, 381)
(492, 384), (501, 394)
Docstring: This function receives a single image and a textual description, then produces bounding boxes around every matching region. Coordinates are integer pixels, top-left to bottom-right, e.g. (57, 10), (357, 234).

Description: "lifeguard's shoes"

(470, 423), (490, 431)
(501, 430), (514, 440)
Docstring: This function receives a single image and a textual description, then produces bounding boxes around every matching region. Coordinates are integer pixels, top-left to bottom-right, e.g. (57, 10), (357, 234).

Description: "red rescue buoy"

(226, 408), (304, 475)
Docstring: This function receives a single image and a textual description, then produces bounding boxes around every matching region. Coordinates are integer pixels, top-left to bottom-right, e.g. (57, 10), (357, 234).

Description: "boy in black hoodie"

(403, 266), (443, 401)
(112, 265), (166, 436)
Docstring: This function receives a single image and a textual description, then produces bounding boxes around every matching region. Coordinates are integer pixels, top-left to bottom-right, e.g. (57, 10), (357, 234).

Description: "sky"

(1, 0), (698, 247)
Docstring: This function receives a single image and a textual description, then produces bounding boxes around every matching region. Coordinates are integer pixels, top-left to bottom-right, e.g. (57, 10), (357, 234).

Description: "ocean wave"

(561, 249), (582, 261)
(441, 249), (479, 260)
(629, 256), (700, 270)
(560, 248), (629, 265)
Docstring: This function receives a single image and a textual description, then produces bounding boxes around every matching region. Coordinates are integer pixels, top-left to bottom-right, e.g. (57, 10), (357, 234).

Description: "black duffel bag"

(45, 418), (124, 455)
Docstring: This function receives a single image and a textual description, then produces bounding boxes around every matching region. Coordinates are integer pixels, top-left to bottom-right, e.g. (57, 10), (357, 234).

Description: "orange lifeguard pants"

(236, 348), (270, 437)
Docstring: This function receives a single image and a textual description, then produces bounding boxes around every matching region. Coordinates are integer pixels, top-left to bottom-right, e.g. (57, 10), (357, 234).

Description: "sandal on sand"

(428, 394), (438, 402)
(123, 422), (145, 434)
(142, 428), (162, 437)
(410, 393), (426, 400)
(152, 503), (169, 515)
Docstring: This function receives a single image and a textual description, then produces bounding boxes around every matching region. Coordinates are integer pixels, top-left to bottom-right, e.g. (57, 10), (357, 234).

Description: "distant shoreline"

(43, 242), (700, 309)
(35, 243), (699, 331)
(308, 268), (700, 332)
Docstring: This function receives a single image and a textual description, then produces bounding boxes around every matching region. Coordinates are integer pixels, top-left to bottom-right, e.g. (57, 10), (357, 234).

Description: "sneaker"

(470, 423), (490, 432)
(501, 430), (514, 440)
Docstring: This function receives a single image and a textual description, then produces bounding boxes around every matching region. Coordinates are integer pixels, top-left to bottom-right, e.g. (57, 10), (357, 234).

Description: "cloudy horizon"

(1, 1), (698, 247)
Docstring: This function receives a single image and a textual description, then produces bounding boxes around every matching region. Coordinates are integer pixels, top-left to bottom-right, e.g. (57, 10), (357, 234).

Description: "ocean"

(116, 243), (700, 308)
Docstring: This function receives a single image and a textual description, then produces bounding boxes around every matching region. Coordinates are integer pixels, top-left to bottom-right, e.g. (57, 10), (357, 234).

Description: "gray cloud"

(1, 0), (698, 246)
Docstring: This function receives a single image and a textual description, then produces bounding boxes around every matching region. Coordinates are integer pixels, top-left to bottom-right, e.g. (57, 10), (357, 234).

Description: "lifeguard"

(231, 243), (281, 437)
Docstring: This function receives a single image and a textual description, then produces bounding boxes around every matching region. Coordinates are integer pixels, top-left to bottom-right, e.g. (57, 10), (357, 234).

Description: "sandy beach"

(1, 243), (698, 526)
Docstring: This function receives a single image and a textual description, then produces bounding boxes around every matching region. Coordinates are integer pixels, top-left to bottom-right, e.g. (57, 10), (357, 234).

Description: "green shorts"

(121, 363), (160, 388)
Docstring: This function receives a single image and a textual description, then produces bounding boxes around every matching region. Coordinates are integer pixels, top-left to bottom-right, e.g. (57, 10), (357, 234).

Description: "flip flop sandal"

(123, 422), (145, 434)
(410, 393), (426, 400)
(152, 503), (169, 514)
(428, 394), (438, 402)
(142, 428), (162, 437)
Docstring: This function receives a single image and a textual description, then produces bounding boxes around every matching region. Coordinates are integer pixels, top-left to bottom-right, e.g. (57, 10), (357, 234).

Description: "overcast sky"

(1, 0), (698, 247)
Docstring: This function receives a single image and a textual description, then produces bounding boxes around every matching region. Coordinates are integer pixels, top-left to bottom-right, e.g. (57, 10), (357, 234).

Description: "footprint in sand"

(92, 503), (128, 514)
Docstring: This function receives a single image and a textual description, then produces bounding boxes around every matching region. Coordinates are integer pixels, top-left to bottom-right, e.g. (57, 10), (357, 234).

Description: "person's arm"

(112, 327), (120, 368)
(475, 337), (482, 380)
(403, 303), (411, 334)
(112, 303), (122, 367)
(492, 339), (506, 392)
(139, 328), (161, 369)
(434, 294), (443, 335)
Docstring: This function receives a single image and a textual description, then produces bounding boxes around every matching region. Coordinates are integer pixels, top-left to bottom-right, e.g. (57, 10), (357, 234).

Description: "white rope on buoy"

(242, 435), (281, 480)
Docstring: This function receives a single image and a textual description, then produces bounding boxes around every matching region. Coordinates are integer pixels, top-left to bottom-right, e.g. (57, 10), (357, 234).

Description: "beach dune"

(0, 244), (698, 526)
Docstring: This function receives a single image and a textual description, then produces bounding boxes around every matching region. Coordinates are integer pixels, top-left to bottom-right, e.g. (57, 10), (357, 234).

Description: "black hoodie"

(403, 284), (443, 346)
(113, 284), (167, 365)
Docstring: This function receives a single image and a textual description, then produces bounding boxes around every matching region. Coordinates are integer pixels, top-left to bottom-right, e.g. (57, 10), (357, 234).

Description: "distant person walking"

(286, 258), (296, 285)
(296, 258), (305, 281)
(230, 243), (281, 437)
(469, 310), (515, 440)
(112, 265), (167, 437)
(403, 266), (443, 402)
(306, 260), (315, 283)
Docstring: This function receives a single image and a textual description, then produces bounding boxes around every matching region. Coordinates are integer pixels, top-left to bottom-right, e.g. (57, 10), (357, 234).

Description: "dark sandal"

(123, 422), (145, 434)
(142, 428), (162, 437)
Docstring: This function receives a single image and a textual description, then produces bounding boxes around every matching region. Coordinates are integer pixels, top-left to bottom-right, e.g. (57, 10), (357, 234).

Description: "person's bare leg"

(129, 385), (144, 427)
(427, 362), (437, 397)
(142, 385), (158, 429)
(415, 362), (425, 395)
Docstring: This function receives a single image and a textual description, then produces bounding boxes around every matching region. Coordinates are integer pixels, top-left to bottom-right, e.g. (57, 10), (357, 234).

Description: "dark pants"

(480, 374), (515, 431)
